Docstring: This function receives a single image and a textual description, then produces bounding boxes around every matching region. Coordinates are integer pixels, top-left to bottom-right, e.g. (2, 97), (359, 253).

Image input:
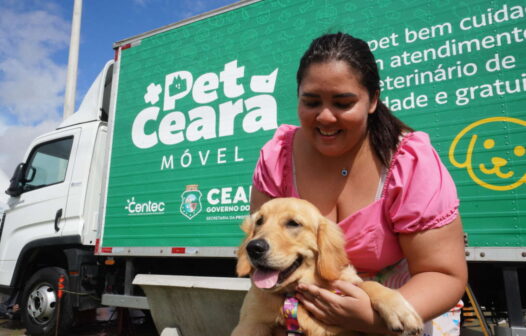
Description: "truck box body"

(99, 0), (526, 259)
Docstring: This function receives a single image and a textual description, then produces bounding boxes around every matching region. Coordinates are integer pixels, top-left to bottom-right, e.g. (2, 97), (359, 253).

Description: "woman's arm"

(397, 216), (467, 321)
(296, 216), (467, 333)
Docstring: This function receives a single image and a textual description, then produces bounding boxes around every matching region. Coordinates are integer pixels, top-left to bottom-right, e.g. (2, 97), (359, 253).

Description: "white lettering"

(233, 186), (248, 203)
(234, 146), (244, 162)
(207, 189), (220, 205)
(186, 106), (216, 141)
(164, 71), (193, 111)
(133, 60), (280, 150)
(206, 186), (251, 206)
(193, 72), (219, 104)
(217, 148), (227, 164)
(126, 198), (166, 215)
(250, 69), (279, 93)
(132, 107), (159, 149)
(243, 95), (278, 133)
(161, 155), (174, 170)
(199, 150), (210, 165)
(159, 111), (185, 145)
(220, 60), (245, 98)
(218, 99), (244, 137)
(221, 187), (232, 204)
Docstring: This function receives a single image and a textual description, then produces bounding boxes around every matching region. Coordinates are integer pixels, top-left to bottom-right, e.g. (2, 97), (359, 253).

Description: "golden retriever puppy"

(232, 197), (423, 336)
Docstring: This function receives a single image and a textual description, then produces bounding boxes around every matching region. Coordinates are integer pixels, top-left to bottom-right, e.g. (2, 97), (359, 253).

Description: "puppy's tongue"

(252, 269), (279, 289)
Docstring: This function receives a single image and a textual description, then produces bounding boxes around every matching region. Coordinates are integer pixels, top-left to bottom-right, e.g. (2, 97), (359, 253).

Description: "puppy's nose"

(247, 239), (269, 260)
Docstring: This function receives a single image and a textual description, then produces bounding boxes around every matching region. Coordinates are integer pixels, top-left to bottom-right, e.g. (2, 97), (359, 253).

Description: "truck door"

(0, 128), (79, 286)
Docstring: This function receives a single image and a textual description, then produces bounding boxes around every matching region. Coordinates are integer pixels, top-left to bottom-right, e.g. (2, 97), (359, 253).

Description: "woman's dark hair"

(296, 32), (413, 166)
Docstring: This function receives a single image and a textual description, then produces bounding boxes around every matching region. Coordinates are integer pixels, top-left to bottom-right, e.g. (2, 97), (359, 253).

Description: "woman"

(250, 33), (467, 335)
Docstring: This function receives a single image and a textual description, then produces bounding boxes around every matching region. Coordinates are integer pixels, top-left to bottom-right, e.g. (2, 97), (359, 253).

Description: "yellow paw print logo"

(449, 117), (526, 191)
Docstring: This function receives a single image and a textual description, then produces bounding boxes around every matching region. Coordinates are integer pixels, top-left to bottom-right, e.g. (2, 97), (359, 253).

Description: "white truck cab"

(0, 61), (113, 335)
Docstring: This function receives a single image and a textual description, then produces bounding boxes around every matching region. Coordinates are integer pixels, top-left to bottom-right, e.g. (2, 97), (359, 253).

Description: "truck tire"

(21, 267), (74, 336)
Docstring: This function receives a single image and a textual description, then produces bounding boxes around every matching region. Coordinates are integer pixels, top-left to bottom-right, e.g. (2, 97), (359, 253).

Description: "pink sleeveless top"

(253, 125), (459, 273)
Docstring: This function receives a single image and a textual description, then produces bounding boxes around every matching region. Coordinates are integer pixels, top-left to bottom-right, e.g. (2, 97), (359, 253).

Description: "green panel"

(103, 0), (526, 248)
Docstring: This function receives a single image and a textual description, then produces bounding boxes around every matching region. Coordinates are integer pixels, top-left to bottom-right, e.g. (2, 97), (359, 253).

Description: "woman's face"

(297, 60), (377, 157)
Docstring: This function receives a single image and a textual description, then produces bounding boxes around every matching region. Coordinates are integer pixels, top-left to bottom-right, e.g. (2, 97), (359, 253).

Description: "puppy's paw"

(372, 292), (423, 336)
(358, 281), (423, 335)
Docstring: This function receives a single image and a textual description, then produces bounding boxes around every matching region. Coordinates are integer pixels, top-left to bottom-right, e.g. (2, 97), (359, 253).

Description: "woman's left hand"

(296, 280), (379, 332)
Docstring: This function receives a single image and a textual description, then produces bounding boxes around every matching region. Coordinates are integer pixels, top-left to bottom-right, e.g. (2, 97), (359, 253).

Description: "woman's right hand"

(296, 280), (386, 333)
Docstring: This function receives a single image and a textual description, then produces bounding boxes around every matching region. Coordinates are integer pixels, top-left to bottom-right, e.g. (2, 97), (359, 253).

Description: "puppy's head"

(236, 198), (348, 293)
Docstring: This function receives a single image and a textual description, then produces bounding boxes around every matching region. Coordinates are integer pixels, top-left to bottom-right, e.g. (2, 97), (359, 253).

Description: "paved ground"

(0, 302), (493, 336)
(0, 318), (486, 336)
(0, 309), (157, 336)
(0, 319), (24, 336)
(0, 321), (158, 336)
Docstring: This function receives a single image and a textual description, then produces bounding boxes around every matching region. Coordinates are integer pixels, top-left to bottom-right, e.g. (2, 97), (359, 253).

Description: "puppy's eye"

(255, 217), (264, 226)
(286, 220), (301, 228)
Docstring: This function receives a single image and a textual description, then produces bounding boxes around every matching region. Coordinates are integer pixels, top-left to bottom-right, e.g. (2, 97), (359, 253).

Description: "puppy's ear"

(316, 216), (348, 281)
(240, 213), (254, 234)
(236, 214), (256, 276)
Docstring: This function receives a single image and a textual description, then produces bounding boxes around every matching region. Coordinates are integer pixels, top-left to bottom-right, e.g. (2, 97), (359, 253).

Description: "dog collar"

(283, 293), (303, 335)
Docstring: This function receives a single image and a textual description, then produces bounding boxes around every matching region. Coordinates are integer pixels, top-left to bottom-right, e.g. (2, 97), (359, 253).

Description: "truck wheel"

(21, 267), (74, 336)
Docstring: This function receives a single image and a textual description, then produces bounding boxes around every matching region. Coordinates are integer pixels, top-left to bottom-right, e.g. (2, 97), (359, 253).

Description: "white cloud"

(0, 6), (69, 125)
(0, 120), (59, 180)
(0, 4), (68, 182)
(0, 58), (67, 124)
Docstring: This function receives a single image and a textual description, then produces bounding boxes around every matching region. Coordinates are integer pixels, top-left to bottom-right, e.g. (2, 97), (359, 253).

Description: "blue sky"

(0, 0), (237, 197)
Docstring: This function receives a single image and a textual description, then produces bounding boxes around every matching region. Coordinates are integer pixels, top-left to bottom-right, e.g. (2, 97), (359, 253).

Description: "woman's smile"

(317, 128), (341, 137)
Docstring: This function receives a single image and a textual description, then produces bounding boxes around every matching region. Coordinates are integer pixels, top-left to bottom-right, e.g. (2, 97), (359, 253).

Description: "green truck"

(1, 0), (524, 335)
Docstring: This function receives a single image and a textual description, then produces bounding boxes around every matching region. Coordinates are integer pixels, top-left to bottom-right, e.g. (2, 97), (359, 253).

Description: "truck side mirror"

(5, 163), (27, 197)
